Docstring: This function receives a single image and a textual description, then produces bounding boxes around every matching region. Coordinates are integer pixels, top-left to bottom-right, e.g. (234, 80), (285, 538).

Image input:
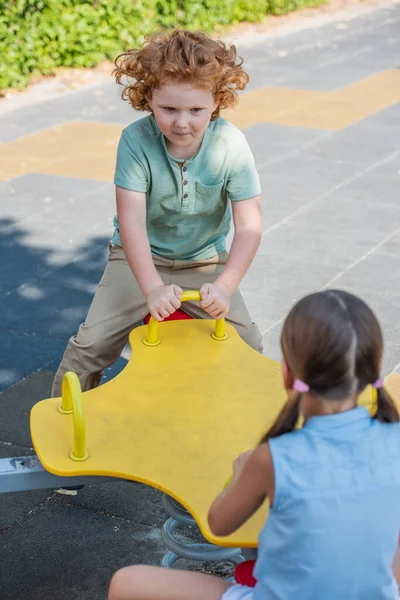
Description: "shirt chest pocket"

(195, 181), (225, 215)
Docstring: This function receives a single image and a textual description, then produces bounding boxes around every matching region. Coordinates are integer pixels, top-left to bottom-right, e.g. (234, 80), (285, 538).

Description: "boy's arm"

(207, 444), (272, 537)
(217, 195), (262, 293)
(199, 195), (261, 318)
(116, 186), (182, 319)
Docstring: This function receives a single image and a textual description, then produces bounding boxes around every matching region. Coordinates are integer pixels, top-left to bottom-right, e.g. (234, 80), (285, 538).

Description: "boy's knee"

(75, 324), (106, 352)
(74, 324), (120, 366)
(109, 566), (150, 600)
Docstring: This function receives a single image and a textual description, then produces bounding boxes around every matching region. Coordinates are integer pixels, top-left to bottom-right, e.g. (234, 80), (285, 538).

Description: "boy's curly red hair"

(114, 29), (249, 121)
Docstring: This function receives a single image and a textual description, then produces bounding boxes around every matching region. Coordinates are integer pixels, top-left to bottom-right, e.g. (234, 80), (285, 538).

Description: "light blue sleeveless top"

(253, 407), (400, 600)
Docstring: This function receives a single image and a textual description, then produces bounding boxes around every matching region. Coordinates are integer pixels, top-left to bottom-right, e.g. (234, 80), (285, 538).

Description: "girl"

(109, 290), (400, 600)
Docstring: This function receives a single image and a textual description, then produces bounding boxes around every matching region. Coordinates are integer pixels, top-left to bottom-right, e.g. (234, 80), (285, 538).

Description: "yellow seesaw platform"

(30, 303), (400, 548)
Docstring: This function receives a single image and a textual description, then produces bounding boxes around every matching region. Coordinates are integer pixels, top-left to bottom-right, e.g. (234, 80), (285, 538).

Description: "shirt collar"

(303, 406), (371, 433)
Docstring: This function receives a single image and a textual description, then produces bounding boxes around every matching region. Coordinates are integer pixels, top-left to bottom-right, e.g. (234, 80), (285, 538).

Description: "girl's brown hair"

(261, 290), (399, 443)
(113, 29), (249, 120)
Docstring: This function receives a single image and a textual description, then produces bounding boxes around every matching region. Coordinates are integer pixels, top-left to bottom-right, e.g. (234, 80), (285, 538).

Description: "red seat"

(234, 559), (257, 587)
(144, 309), (193, 324)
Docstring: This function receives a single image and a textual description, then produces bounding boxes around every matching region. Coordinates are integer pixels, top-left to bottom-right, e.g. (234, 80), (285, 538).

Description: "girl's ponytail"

(259, 392), (301, 445)
(374, 386), (399, 423)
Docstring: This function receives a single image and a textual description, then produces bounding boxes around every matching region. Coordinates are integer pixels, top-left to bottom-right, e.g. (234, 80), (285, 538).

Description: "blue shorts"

(221, 584), (253, 600)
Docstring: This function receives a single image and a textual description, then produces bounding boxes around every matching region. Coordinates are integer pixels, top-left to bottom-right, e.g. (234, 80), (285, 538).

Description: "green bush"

(155, 0), (269, 29)
(0, 0), (156, 90)
(0, 0), (324, 92)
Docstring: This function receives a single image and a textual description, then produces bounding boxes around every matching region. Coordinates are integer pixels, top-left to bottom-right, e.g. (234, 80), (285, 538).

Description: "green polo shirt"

(112, 114), (260, 260)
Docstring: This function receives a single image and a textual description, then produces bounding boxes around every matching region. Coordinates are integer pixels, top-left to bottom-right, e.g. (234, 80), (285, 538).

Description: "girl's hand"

(208, 446), (270, 537)
(146, 284), (182, 321)
(232, 450), (253, 479)
(200, 281), (232, 319)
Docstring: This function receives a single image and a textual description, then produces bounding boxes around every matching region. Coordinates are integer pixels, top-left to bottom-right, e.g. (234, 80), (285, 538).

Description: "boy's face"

(148, 81), (219, 156)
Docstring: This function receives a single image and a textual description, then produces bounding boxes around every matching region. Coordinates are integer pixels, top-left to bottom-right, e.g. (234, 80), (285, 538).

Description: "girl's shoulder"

(371, 418), (400, 444)
(267, 427), (308, 451)
(268, 416), (400, 460)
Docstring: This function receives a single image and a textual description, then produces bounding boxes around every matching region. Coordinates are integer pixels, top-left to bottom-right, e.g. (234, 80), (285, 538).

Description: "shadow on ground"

(0, 216), (131, 393)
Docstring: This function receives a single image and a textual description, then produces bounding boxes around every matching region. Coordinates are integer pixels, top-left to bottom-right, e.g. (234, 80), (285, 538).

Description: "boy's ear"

(282, 359), (295, 391)
(213, 94), (221, 111)
(146, 94), (153, 109)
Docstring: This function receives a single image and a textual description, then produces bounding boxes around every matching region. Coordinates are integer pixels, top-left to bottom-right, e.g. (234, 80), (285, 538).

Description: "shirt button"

(182, 166), (187, 172)
(183, 193), (188, 199)
(183, 180), (188, 186)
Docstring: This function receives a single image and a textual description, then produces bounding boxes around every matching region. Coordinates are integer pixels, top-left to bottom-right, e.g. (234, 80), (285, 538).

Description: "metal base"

(161, 494), (244, 569)
(0, 455), (113, 493)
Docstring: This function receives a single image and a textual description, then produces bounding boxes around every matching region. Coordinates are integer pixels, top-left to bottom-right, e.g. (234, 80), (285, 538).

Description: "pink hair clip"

(293, 379), (310, 393)
(372, 378), (384, 389)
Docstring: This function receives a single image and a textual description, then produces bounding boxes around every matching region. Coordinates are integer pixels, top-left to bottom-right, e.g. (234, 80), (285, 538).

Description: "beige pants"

(51, 245), (263, 397)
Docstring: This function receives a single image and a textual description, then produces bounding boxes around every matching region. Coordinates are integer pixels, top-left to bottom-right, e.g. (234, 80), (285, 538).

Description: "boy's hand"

(146, 284), (182, 322)
(200, 281), (232, 319)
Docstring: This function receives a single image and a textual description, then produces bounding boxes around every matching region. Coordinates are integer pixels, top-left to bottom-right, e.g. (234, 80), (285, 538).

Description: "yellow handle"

(59, 372), (89, 462)
(144, 290), (228, 346)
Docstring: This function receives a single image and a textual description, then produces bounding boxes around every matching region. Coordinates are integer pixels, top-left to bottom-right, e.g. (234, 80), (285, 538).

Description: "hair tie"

(372, 378), (384, 389)
(293, 379), (310, 393)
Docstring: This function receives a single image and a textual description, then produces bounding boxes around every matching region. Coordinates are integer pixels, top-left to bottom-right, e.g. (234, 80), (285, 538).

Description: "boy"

(52, 29), (263, 397)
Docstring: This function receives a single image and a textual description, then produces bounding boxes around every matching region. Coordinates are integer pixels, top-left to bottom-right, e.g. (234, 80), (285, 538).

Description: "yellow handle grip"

(144, 290), (227, 346)
(59, 372), (89, 462)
